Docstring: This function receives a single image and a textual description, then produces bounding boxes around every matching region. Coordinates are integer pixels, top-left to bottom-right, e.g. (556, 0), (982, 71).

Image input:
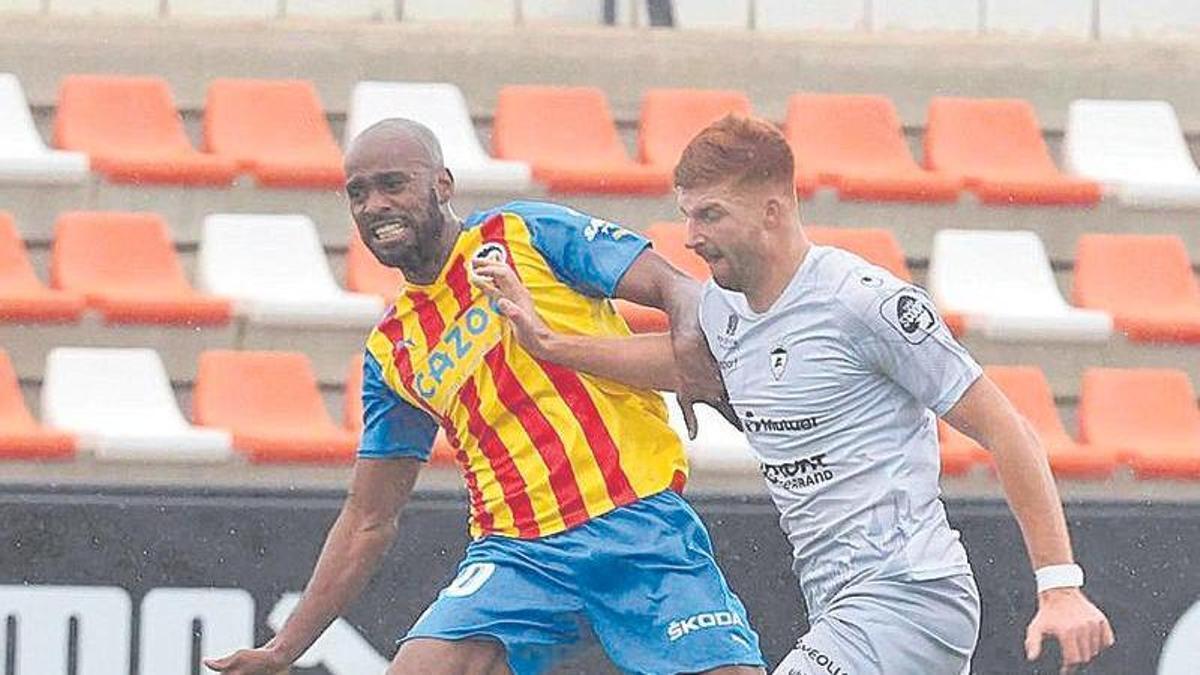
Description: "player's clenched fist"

(1025, 587), (1115, 674)
(203, 647), (290, 675)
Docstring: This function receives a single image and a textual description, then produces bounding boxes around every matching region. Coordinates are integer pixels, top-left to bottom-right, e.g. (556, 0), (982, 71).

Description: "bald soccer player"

(205, 119), (766, 675)
(472, 115), (1115, 675)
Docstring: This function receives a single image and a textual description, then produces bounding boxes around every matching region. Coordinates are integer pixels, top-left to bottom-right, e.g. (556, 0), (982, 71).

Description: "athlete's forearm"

(541, 331), (679, 391)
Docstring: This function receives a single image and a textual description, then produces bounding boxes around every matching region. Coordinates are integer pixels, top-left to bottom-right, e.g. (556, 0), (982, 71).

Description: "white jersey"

(699, 245), (981, 620)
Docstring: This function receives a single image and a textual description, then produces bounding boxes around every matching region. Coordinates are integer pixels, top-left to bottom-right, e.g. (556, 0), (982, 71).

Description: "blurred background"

(1, 1), (1199, 673)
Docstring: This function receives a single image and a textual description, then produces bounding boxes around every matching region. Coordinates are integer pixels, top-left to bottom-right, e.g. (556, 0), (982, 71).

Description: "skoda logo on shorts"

(880, 288), (938, 345)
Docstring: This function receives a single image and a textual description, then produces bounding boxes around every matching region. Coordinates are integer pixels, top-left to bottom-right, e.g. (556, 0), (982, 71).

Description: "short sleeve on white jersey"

(832, 266), (982, 416)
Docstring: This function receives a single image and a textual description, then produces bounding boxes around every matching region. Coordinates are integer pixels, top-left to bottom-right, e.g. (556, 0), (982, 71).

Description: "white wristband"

(1036, 563), (1084, 593)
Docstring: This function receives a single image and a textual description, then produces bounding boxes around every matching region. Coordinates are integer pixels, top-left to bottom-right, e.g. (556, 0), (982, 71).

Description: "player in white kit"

(472, 115), (1115, 674)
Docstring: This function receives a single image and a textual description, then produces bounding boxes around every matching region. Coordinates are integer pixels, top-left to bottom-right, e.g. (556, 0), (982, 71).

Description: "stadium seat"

(345, 81), (532, 193)
(40, 347), (232, 462)
(1063, 100), (1200, 208)
(924, 97), (1101, 205)
(984, 0), (1093, 38)
(0, 350), (74, 461)
(616, 222), (709, 333)
(343, 354), (453, 464)
(927, 229), (1112, 342)
(1073, 234), (1200, 343)
(937, 421), (982, 475)
(1079, 368), (1200, 479)
(755, 0), (866, 31)
(194, 350), (357, 463)
(51, 212), (232, 326)
(805, 226), (911, 281)
(492, 86), (671, 194)
(0, 212), (85, 323)
(166, 0), (277, 18)
(284, 0), (395, 20)
(872, 0), (979, 32)
(638, 88), (752, 173)
(0, 73), (89, 185)
(54, 75), (238, 186)
(399, 0), (515, 22)
(196, 214), (384, 327)
(204, 79), (343, 188)
(988, 366), (1118, 477)
(345, 229), (404, 300)
(784, 94), (960, 202)
(47, 0), (159, 16)
(661, 392), (756, 471)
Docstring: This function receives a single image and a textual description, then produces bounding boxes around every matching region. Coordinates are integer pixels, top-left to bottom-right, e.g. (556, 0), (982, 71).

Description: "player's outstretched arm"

(944, 377), (1115, 674)
(204, 458), (423, 675)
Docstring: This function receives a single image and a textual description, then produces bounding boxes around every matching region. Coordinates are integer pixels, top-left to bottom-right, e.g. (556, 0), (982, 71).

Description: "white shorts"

(773, 574), (980, 675)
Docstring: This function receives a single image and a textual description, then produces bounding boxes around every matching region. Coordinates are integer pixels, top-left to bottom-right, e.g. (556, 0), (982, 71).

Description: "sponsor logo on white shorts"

(667, 609), (744, 641)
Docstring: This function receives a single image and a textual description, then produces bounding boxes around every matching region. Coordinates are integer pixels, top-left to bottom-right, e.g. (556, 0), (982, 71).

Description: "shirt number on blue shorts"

(444, 562), (496, 598)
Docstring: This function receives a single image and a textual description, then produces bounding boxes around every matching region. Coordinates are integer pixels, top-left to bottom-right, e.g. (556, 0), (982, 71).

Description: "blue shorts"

(402, 490), (765, 674)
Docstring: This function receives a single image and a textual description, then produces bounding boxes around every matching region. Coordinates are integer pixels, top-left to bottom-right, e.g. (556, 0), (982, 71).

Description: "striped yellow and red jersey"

(357, 201), (687, 540)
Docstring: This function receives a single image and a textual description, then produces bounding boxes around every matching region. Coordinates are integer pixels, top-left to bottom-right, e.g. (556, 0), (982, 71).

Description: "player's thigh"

(389, 637), (509, 675)
(772, 624), (858, 675)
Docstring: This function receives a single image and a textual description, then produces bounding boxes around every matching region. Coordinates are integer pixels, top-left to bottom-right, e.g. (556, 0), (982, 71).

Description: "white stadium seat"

(928, 230), (1112, 342)
(284, 0), (395, 20)
(1063, 99), (1200, 208)
(167, 0), (277, 18)
(346, 81), (532, 193)
(46, 0), (160, 16)
(0, 74), (89, 185)
(197, 214), (384, 327)
(755, 0), (866, 31)
(400, 0), (515, 22)
(1097, 0), (1200, 39)
(40, 348), (233, 462)
(661, 393), (757, 471)
(984, 0), (1093, 38)
(872, 0), (979, 33)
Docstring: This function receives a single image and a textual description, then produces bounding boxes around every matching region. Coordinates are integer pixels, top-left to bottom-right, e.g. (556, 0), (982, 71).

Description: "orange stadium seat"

(492, 85), (671, 194)
(204, 78), (344, 188)
(924, 97), (1101, 206)
(0, 212), (84, 323)
(805, 226), (911, 281)
(1072, 234), (1200, 343)
(53, 74), (238, 186)
(937, 420), (981, 476)
(194, 350), (357, 464)
(343, 354), (454, 465)
(345, 229), (404, 301)
(51, 212), (231, 325)
(785, 94), (960, 202)
(1079, 369), (1200, 479)
(987, 366), (1117, 477)
(638, 88), (752, 172)
(0, 350), (75, 460)
(617, 221), (709, 333)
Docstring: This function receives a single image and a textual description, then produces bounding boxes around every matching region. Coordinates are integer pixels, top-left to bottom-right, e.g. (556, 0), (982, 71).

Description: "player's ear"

(435, 167), (455, 204)
(762, 195), (784, 231)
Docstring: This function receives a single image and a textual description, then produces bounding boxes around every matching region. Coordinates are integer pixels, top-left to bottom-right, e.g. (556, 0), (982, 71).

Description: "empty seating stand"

(194, 350), (357, 463)
(492, 85), (670, 194)
(54, 75), (238, 186)
(0, 212), (85, 323)
(928, 229), (1112, 342)
(346, 81), (531, 193)
(924, 97), (1100, 206)
(638, 88), (752, 175)
(784, 94), (960, 202)
(0, 349), (74, 460)
(51, 211), (231, 325)
(197, 213), (384, 327)
(0, 73), (89, 185)
(40, 347), (232, 462)
(1073, 234), (1200, 343)
(204, 78), (344, 188)
(617, 222), (710, 333)
(1080, 368), (1200, 479)
(1064, 99), (1200, 208)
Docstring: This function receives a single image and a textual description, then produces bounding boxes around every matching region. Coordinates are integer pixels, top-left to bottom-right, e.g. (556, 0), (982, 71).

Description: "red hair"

(673, 114), (795, 191)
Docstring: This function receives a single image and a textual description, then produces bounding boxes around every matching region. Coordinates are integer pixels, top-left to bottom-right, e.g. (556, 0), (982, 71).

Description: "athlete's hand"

(203, 646), (290, 675)
(671, 329), (741, 438)
(1025, 587), (1115, 674)
(471, 258), (554, 359)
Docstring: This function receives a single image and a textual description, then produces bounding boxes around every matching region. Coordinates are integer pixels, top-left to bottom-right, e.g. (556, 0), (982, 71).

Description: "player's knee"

(389, 637), (509, 675)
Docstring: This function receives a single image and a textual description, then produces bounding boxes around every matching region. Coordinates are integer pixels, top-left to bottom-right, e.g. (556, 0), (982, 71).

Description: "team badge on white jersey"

(770, 345), (788, 380)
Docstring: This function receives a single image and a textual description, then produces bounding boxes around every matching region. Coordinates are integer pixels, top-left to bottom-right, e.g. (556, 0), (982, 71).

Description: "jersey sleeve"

(515, 201), (651, 298)
(357, 351), (439, 461)
(835, 266), (982, 416)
